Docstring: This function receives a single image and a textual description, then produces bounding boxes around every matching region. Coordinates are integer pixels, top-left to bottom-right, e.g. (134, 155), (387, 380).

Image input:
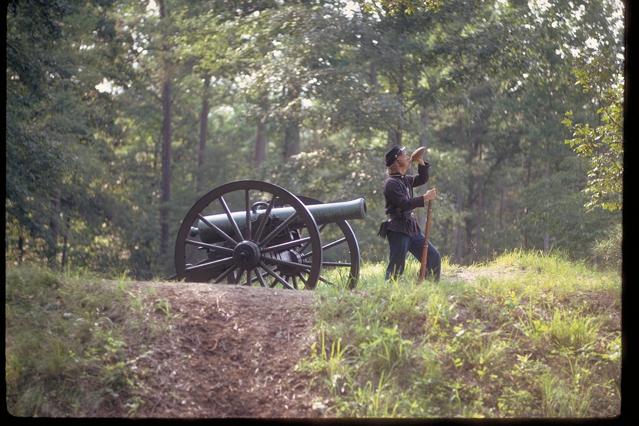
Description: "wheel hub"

(273, 249), (304, 276)
(233, 240), (261, 269)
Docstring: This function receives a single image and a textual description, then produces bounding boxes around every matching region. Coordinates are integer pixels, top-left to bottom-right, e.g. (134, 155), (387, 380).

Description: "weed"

(521, 308), (600, 352)
(539, 372), (592, 416)
(302, 251), (621, 418)
(5, 264), (171, 416)
(154, 298), (172, 317)
(497, 387), (536, 417)
(360, 325), (415, 377)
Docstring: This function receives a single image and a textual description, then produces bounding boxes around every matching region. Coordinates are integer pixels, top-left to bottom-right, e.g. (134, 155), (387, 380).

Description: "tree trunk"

(387, 128), (402, 147)
(464, 215), (476, 264)
(387, 60), (404, 147)
(254, 117), (267, 167)
(419, 108), (429, 148)
(61, 214), (70, 270)
(543, 162), (552, 251)
(283, 120), (300, 158)
(476, 186), (484, 257)
(369, 61), (378, 89)
(196, 74), (211, 194)
(282, 84), (301, 158)
(159, 75), (172, 257)
(499, 186), (504, 229)
(462, 105), (482, 264)
(159, 0), (172, 258)
(154, 129), (160, 172)
(47, 189), (61, 268)
(453, 188), (464, 263)
(522, 147), (532, 248)
(18, 230), (24, 265)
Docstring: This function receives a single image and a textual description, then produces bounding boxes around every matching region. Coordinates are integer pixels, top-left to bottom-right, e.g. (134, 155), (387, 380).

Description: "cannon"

(174, 180), (366, 289)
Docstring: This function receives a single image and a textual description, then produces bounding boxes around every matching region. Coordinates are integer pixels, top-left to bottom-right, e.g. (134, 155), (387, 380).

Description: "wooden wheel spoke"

(259, 261), (295, 290)
(186, 256), (234, 272)
(254, 268), (268, 287)
(262, 256), (312, 272)
(186, 257), (212, 267)
(185, 239), (234, 255)
(302, 237), (346, 259)
(321, 261), (352, 267)
(318, 275), (336, 286)
(215, 263), (238, 283)
(322, 237), (347, 251)
(197, 214), (238, 246)
(298, 274), (308, 287)
(262, 237), (311, 253)
(219, 195), (244, 242)
(299, 224), (326, 253)
(253, 197), (276, 242)
(259, 212), (299, 247)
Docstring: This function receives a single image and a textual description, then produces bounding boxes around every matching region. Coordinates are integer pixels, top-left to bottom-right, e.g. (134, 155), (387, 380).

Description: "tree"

(563, 23), (624, 213)
(157, 0), (174, 258)
(6, 0), (131, 269)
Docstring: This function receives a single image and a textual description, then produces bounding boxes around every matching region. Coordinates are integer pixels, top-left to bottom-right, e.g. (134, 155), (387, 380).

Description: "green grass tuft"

(302, 250), (621, 417)
(5, 264), (169, 417)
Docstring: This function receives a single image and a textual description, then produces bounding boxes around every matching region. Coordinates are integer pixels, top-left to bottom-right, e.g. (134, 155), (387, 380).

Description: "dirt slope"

(118, 282), (328, 418)
(105, 269), (525, 418)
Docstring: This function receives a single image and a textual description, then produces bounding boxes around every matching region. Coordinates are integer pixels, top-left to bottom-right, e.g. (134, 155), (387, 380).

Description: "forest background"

(6, 0), (624, 279)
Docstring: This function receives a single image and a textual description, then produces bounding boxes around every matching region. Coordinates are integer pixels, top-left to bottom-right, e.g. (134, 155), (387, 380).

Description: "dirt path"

(112, 268), (517, 418)
(120, 282), (329, 418)
(108, 267), (546, 418)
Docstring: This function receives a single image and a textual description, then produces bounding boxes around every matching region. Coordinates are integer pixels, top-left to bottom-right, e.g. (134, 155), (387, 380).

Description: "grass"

(301, 250), (621, 418)
(5, 264), (170, 417)
(6, 250), (621, 418)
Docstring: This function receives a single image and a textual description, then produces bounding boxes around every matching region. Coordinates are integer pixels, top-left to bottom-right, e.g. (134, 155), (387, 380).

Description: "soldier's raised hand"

(410, 146), (426, 163)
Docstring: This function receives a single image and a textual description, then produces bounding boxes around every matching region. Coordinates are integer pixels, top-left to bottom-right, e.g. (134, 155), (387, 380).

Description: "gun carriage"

(174, 180), (366, 289)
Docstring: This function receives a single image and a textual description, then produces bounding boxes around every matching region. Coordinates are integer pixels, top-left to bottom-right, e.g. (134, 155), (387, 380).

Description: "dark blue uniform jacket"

(383, 162), (430, 237)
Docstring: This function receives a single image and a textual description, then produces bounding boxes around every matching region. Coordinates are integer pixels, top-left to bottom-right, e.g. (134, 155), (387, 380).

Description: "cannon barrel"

(196, 197), (366, 244)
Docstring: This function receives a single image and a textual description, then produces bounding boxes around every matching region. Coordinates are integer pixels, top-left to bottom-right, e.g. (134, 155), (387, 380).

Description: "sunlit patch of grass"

(301, 250), (621, 418)
(349, 371), (400, 417)
(539, 372), (592, 416)
(519, 307), (600, 350)
(490, 250), (618, 292)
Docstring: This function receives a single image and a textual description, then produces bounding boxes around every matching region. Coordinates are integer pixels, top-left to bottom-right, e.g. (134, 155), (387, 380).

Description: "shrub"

(591, 224), (621, 270)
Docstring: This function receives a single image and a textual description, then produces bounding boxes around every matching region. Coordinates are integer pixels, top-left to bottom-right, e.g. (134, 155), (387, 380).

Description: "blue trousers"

(385, 230), (441, 281)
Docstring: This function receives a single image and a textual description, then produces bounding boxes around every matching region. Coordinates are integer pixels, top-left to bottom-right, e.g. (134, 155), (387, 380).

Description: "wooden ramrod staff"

(418, 197), (434, 282)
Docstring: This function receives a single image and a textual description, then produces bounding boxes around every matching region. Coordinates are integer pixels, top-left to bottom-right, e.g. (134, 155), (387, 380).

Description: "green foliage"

(358, 0), (443, 16)
(563, 85), (623, 212)
(560, 0), (623, 213)
(6, 0), (139, 271)
(6, 0), (624, 277)
(5, 264), (169, 416)
(300, 251), (620, 417)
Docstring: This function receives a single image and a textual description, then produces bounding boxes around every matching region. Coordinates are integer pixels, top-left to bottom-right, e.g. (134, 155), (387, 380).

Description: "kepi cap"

(385, 145), (406, 167)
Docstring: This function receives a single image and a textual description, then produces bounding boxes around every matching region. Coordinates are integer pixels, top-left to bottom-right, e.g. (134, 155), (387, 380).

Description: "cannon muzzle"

(197, 197), (366, 243)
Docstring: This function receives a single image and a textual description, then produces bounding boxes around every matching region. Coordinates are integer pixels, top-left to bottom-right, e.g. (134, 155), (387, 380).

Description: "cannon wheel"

(174, 180), (323, 289)
(296, 195), (360, 289)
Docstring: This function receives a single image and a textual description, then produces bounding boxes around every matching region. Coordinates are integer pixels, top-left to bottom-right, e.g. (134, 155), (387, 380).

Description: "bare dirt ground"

(100, 267), (619, 418)
(104, 269), (521, 418)
(116, 282), (330, 418)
